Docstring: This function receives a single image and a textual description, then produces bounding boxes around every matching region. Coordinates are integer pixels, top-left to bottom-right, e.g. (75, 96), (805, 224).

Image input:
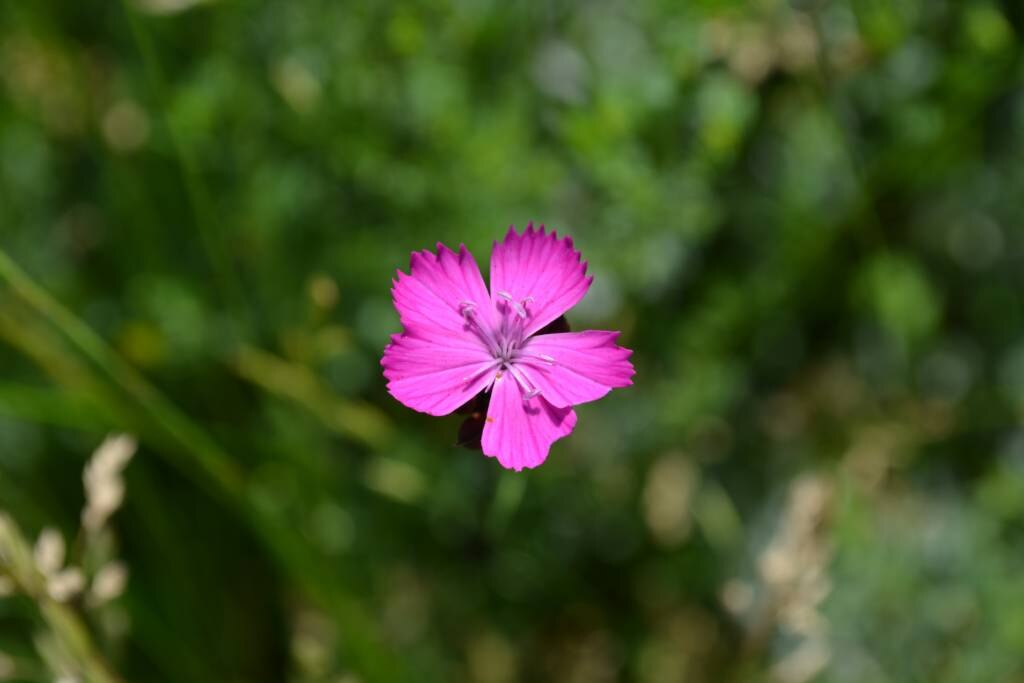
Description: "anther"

(523, 388), (541, 400)
(497, 291), (529, 319)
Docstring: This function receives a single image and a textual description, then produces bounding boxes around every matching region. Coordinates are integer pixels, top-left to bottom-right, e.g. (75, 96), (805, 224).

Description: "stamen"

(497, 291), (529, 319)
(522, 388), (541, 400)
(461, 361), (500, 384)
(458, 301), (503, 355)
(506, 364), (536, 397)
(514, 352), (556, 367)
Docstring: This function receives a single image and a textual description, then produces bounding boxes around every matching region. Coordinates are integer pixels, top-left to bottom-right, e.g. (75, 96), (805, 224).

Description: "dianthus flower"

(382, 224), (634, 470)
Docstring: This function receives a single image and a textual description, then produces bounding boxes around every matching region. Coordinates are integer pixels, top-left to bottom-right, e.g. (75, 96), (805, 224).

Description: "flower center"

(460, 294), (533, 363)
(459, 294), (544, 400)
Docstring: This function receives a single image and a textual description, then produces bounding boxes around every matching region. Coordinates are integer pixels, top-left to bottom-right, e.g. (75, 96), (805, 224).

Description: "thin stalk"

(0, 249), (244, 501)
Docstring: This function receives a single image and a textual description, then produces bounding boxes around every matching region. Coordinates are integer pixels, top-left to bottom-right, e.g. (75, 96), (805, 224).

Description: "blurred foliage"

(1, 0), (1024, 681)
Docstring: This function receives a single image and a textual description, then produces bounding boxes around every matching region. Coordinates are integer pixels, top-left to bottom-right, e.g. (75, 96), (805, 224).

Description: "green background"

(1, 0), (1024, 681)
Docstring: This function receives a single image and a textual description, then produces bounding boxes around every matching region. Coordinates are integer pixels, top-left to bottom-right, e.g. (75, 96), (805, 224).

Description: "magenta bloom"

(382, 224), (635, 471)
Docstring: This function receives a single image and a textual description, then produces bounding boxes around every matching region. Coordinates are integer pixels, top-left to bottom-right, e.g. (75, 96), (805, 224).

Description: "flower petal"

(481, 374), (577, 470)
(516, 331), (635, 408)
(489, 224), (592, 337)
(385, 241), (502, 415)
(382, 332), (497, 416)
(392, 242), (497, 335)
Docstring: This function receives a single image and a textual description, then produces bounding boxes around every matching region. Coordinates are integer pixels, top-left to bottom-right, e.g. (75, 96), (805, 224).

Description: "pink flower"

(382, 224), (635, 471)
